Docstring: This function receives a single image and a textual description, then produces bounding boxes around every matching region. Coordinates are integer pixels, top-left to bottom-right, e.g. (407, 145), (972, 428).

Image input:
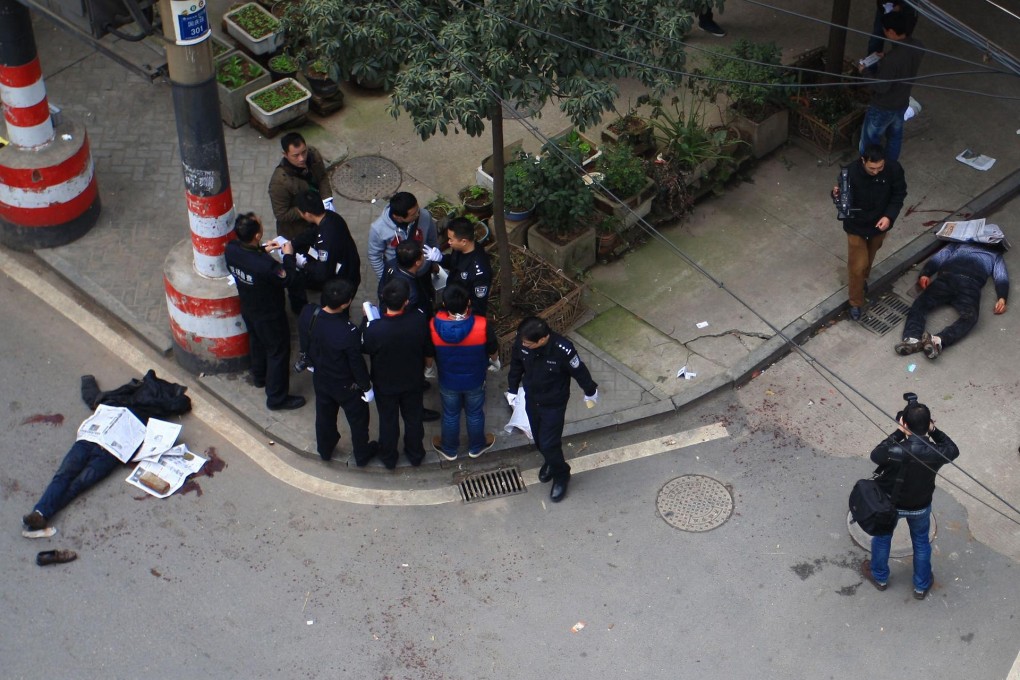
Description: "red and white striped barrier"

(186, 188), (236, 277)
(0, 56), (53, 148)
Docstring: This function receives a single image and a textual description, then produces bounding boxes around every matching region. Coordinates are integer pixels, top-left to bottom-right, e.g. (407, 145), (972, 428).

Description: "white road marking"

(0, 249), (729, 506)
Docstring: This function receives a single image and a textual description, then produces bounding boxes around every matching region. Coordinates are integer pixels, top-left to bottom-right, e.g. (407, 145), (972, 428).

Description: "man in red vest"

(429, 283), (499, 461)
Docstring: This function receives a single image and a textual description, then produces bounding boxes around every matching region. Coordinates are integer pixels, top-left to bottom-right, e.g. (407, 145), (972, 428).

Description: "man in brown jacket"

(268, 132), (333, 244)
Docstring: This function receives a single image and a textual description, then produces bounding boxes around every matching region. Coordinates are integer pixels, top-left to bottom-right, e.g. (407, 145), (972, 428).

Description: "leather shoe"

(860, 559), (887, 591)
(422, 408), (440, 422)
(550, 478), (568, 503)
(268, 395), (306, 411)
(538, 464), (552, 483)
(36, 549), (77, 566)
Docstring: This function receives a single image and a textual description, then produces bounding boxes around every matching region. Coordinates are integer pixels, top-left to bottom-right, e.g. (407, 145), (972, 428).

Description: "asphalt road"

(1, 262), (1017, 680)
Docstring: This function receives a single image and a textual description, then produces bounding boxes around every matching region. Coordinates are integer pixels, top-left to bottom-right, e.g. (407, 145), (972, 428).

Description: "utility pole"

(827, 0), (853, 77)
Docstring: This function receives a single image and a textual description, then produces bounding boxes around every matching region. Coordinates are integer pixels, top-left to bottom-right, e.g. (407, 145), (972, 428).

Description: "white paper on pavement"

(503, 387), (532, 440)
(956, 148), (996, 171)
(125, 446), (207, 499)
(76, 405), (146, 463)
(132, 418), (182, 462)
(936, 218), (1008, 246)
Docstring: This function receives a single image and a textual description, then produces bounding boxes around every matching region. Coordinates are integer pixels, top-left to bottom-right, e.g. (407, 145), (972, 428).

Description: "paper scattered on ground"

(677, 365), (697, 380)
(76, 405), (146, 463)
(935, 218), (1007, 246)
(126, 446), (207, 499)
(571, 622), (585, 633)
(956, 148), (996, 171)
(133, 418), (182, 462)
(696, 321), (709, 329)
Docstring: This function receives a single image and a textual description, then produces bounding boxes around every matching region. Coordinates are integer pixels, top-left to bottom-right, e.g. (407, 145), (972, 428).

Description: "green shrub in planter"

(503, 152), (540, 212)
(595, 143), (647, 198)
(535, 138), (594, 238)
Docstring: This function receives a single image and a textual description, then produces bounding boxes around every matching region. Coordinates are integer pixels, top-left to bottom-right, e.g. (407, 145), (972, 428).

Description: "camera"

(896, 392), (919, 421)
(293, 352), (313, 373)
(834, 167), (856, 221)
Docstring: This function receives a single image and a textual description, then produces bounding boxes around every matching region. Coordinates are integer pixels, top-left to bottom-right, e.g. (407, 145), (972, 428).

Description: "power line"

(386, 0), (1020, 526)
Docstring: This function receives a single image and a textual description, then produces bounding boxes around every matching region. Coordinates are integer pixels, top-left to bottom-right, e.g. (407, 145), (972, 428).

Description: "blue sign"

(172, 0), (210, 45)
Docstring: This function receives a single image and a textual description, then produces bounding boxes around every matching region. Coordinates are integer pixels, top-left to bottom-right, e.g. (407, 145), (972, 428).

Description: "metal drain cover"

(330, 156), (402, 202)
(860, 292), (911, 336)
(657, 475), (733, 532)
(458, 467), (527, 503)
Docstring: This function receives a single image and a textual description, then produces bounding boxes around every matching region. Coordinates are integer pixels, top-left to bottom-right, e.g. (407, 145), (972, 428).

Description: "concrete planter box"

(224, 2), (285, 56)
(475, 138), (525, 191)
(246, 78), (311, 128)
(527, 221), (597, 274)
(732, 108), (789, 159)
(592, 177), (656, 228)
(210, 34), (236, 60)
(215, 53), (271, 129)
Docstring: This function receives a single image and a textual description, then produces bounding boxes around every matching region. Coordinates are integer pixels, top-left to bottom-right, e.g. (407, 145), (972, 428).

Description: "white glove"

(506, 392), (517, 408)
(584, 390), (599, 408)
(361, 388), (375, 403)
(424, 363), (437, 379)
(323, 196), (335, 212)
(295, 253), (308, 268)
(488, 357), (501, 372)
(422, 244), (443, 263)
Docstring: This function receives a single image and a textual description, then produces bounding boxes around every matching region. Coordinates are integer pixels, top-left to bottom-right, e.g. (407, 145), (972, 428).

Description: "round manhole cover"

(330, 156), (402, 202)
(657, 475), (733, 532)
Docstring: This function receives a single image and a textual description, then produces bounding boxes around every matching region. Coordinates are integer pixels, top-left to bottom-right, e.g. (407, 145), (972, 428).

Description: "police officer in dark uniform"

(295, 190), (361, 291)
(298, 279), (377, 464)
(507, 317), (598, 502)
(224, 212), (305, 411)
(426, 216), (493, 317)
(361, 278), (435, 468)
(380, 240), (430, 316)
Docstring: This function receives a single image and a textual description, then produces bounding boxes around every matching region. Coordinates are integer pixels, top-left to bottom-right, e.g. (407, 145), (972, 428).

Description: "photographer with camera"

(860, 393), (959, 600)
(831, 144), (907, 321)
(297, 279), (377, 464)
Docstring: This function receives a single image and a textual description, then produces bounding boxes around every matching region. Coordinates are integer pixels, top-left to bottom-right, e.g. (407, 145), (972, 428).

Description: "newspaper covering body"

(935, 218), (1009, 248)
(126, 445), (207, 499)
(76, 405), (146, 463)
(133, 419), (183, 462)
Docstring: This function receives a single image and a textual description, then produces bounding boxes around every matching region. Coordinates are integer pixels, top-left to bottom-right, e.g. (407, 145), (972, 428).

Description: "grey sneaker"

(432, 435), (458, 462)
(894, 337), (924, 356)
(921, 332), (942, 359)
(468, 433), (496, 459)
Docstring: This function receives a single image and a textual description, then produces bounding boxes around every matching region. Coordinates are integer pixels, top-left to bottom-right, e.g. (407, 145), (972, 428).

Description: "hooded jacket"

(430, 312), (498, 391)
(367, 204), (438, 280)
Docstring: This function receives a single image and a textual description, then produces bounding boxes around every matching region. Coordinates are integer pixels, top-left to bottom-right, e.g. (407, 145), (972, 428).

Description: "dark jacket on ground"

(441, 245), (493, 317)
(362, 309), (435, 395)
(839, 159), (907, 238)
(225, 239), (296, 320)
(81, 371), (191, 423)
(268, 147), (331, 240)
(870, 428), (959, 510)
(304, 211), (361, 290)
(507, 332), (598, 408)
(869, 36), (925, 111)
(430, 312), (497, 391)
(921, 242), (1009, 301)
(299, 306), (371, 392)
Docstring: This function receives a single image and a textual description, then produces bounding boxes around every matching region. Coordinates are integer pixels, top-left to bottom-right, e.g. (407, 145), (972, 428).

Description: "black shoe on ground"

(23, 510), (46, 532)
(422, 408), (440, 422)
(538, 464), (552, 483)
(860, 559), (887, 591)
(550, 478), (569, 503)
(36, 549), (77, 566)
(268, 395), (306, 411)
(914, 577), (933, 600)
(355, 441), (379, 467)
(698, 19), (726, 37)
(849, 306), (862, 321)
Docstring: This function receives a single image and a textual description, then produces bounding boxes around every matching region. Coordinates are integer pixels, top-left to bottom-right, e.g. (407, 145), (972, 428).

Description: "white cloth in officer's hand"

(424, 364), (437, 379)
(504, 388), (531, 440)
(361, 388), (375, 403)
(295, 254), (308, 268)
(584, 389), (599, 408)
(488, 357), (501, 372)
(423, 244), (443, 263)
(323, 196), (335, 212)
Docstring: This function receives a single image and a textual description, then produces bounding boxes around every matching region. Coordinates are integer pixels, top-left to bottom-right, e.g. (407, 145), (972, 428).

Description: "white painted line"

(0, 249), (729, 506)
(1008, 647), (1020, 680)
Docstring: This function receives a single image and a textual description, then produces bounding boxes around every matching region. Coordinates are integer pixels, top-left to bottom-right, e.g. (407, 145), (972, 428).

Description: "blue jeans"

(859, 105), (906, 162)
(439, 383), (486, 455)
(35, 440), (121, 519)
(870, 505), (933, 592)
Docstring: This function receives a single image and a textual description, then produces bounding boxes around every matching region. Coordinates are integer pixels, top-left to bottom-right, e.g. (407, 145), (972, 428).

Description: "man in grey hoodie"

(366, 192), (439, 290)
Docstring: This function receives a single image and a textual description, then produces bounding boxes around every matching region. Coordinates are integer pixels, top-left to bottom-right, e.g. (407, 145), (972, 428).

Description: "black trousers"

(245, 314), (291, 407)
(526, 400), (570, 483)
(375, 389), (426, 468)
(903, 272), (983, 348)
(314, 379), (371, 463)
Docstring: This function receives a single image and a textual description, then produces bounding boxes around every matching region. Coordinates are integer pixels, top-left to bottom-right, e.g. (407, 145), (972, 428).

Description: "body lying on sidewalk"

(894, 242), (1009, 359)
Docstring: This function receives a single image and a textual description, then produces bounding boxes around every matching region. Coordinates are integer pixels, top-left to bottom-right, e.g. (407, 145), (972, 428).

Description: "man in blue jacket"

(429, 283), (499, 461)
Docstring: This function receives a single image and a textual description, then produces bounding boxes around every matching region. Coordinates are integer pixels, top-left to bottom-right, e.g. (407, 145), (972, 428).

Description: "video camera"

(895, 392), (919, 421)
(833, 167), (857, 221)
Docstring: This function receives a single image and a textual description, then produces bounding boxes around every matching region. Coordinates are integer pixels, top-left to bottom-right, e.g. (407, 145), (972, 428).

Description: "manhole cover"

(657, 475), (733, 532)
(860, 292), (911, 336)
(330, 156), (402, 202)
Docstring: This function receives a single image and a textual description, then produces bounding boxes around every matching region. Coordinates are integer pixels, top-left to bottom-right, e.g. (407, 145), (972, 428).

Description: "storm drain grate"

(330, 155), (402, 202)
(860, 292), (911, 336)
(458, 467), (527, 503)
(657, 475), (734, 532)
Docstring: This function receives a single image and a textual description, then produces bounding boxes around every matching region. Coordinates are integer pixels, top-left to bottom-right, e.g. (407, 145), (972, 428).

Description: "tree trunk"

(488, 103), (513, 313)
(826, 0), (852, 79)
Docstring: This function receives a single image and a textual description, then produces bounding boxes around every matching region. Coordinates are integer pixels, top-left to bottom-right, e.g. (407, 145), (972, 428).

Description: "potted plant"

(699, 40), (792, 158)
(267, 53), (299, 82)
(528, 137), (598, 274)
(594, 213), (624, 259)
(503, 152), (540, 221)
(304, 58), (340, 97)
(786, 47), (868, 158)
(210, 34), (236, 60)
(601, 107), (655, 157)
(246, 77), (311, 128)
(215, 53), (271, 128)
(590, 142), (656, 229)
(647, 95), (730, 181)
(224, 2), (285, 56)
(548, 128), (602, 169)
(457, 184), (493, 220)
(449, 209), (491, 246)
